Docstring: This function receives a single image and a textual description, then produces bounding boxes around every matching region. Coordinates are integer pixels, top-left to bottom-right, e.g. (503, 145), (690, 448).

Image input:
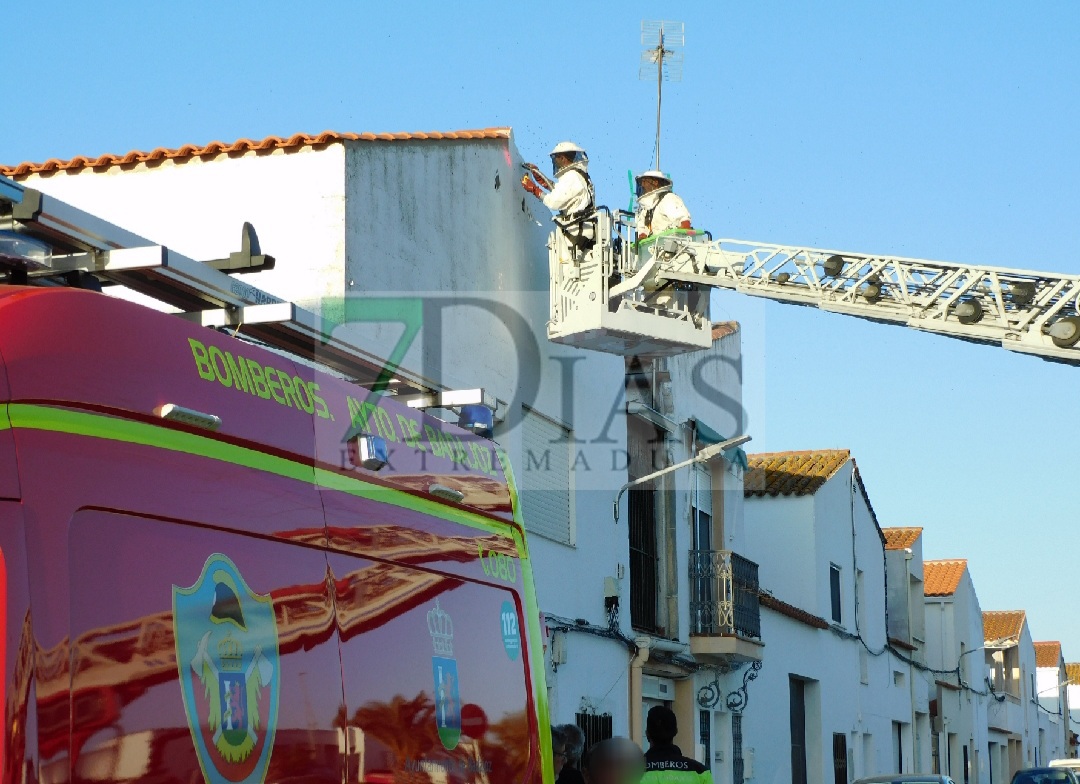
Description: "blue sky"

(8, 2), (1080, 655)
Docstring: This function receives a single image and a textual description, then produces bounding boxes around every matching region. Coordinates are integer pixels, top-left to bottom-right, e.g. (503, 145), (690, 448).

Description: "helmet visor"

(636, 175), (669, 198)
(552, 151), (585, 176)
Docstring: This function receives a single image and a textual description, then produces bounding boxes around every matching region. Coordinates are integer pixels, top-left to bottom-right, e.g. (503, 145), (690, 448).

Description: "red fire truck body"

(0, 286), (549, 784)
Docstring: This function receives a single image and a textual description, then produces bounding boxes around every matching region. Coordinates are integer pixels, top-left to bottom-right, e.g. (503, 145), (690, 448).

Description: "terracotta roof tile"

(883, 527), (923, 551)
(744, 449), (850, 498)
(924, 559), (967, 597)
(712, 321), (740, 341)
(982, 610), (1026, 644)
(1066, 663), (1080, 685)
(1035, 641), (1062, 669)
(1, 127), (512, 178)
(759, 593), (829, 630)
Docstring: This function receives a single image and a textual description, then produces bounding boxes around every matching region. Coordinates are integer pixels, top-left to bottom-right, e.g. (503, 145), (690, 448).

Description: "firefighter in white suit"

(522, 142), (596, 257)
(634, 170), (691, 240)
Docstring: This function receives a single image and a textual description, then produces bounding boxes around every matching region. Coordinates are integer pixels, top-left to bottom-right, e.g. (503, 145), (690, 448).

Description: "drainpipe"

(630, 637), (652, 746)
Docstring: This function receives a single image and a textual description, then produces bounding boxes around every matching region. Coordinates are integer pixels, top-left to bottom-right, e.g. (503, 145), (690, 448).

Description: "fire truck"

(0, 175), (550, 784)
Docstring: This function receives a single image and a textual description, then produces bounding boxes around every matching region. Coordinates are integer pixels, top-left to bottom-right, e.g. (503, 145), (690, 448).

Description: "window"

(520, 407), (574, 545)
(693, 464), (713, 551)
(628, 417), (662, 633)
(893, 722), (904, 774)
(830, 564), (843, 624)
(699, 711), (712, 774)
(575, 711), (613, 759)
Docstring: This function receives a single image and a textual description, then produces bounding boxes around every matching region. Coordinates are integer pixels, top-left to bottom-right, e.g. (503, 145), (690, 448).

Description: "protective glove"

(521, 175), (543, 199)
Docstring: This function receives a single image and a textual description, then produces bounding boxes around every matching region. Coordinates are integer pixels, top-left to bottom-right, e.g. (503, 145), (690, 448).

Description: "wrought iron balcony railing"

(688, 549), (761, 640)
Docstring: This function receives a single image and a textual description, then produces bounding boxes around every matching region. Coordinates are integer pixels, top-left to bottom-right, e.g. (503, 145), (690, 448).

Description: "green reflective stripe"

(643, 770), (714, 784)
(7, 403), (509, 537)
(9, 403), (311, 483)
(496, 446), (554, 784)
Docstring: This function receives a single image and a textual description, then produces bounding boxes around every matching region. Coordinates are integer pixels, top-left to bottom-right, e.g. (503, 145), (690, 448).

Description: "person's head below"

(645, 705), (678, 748)
(558, 723), (586, 769)
(551, 725), (570, 777)
(582, 737), (645, 784)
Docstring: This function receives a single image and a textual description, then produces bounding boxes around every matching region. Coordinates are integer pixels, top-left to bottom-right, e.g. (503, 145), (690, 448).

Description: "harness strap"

(644, 190), (672, 231)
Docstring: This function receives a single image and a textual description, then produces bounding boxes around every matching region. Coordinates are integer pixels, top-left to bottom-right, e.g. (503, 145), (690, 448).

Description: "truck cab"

(0, 286), (551, 784)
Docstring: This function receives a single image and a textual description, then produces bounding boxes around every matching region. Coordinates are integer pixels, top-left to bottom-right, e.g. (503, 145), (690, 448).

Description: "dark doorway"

(732, 713), (744, 784)
(790, 678), (807, 784)
(833, 733), (848, 784)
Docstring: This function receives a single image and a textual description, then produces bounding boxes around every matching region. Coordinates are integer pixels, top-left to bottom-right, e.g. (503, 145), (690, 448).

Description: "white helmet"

(635, 170), (673, 197)
(550, 141), (589, 177)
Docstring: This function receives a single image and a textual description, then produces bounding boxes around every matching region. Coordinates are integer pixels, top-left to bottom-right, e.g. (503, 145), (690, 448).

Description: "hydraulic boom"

(547, 210), (1080, 364)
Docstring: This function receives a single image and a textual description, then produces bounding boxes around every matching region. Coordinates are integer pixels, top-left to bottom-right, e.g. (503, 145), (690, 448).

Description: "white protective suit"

(635, 187), (692, 238)
(542, 168), (593, 218)
(543, 165), (595, 261)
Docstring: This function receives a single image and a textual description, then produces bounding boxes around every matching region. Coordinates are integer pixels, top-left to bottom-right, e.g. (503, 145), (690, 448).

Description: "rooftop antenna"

(639, 20), (684, 171)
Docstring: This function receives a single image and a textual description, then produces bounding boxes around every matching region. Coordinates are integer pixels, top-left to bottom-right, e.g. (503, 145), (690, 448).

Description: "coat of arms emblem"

(173, 554), (280, 784)
(429, 598), (461, 750)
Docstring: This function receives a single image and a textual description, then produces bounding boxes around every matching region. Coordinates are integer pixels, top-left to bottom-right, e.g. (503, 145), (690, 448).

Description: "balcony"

(688, 550), (764, 663)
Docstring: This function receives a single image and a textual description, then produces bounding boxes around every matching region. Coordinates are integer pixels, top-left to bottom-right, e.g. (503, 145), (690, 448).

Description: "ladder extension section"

(0, 176), (437, 393)
(647, 234), (1080, 364)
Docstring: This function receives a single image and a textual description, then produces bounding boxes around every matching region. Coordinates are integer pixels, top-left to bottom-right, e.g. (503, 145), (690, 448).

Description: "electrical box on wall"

(604, 576), (620, 613)
(604, 576), (619, 598)
(641, 675), (674, 701)
(551, 631), (567, 666)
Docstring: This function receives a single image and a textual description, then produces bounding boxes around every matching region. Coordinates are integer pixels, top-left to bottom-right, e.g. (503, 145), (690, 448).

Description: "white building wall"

(1035, 661), (1068, 760)
(663, 330), (753, 779)
(885, 541), (932, 774)
(18, 146), (349, 307)
(742, 464), (916, 784)
(923, 570), (991, 784)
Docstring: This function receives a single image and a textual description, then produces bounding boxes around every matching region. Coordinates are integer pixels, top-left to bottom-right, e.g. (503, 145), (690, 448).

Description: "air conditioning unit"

(642, 675), (675, 701)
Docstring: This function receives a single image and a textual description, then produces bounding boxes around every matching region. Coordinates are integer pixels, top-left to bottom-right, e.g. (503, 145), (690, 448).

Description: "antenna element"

(639, 20), (684, 171)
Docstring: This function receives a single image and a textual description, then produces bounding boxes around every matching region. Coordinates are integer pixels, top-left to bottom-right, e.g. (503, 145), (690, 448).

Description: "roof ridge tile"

(1, 126), (512, 178)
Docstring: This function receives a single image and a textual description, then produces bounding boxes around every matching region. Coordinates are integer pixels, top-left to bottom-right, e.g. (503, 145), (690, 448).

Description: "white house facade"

(982, 611), (1039, 780)
(1033, 641), (1070, 762)
(740, 450), (917, 784)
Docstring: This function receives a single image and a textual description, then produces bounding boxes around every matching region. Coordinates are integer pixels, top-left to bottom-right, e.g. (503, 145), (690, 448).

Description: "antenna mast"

(640, 20), (684, 171)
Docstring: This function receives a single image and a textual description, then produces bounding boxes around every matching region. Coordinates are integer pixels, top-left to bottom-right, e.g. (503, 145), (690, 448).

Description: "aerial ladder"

(0, 174), (498, 421)
(547, 208), (1080, 363)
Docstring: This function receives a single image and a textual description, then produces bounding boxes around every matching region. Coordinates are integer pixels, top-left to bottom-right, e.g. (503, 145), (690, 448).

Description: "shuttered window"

(694, 463), (713, 517)
(520, 407), (574, 546)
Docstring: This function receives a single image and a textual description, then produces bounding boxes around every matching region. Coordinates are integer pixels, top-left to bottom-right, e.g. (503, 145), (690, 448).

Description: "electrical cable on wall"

(819, 464), (1007, 702)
